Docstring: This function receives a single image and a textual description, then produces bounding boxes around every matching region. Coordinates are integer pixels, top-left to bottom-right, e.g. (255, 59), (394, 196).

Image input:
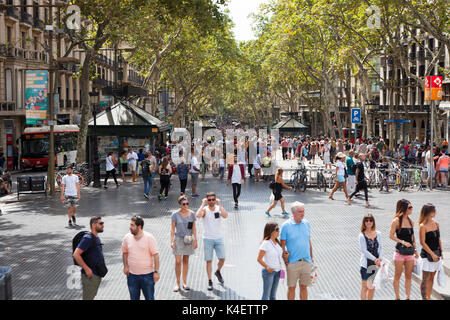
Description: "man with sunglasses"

(196, 192), (228, 291)
(73, 216), (106, 300)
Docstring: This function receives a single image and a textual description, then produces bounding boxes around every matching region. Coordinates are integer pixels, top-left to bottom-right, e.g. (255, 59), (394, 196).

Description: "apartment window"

(5, 69), (13, 101)
(17, 70), (23, 109)
(419, 65), (425, 77)
(21, 32), (26, 49)
(411, 90), (416, 105)
(33, 1), (39, 19)
(7, 27), (12, 44)
(44, 8), (48, 24)
(34, 37), (38, 51)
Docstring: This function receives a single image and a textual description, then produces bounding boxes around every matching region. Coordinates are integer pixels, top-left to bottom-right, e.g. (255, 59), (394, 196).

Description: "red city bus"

(21, 125), (79, 169)
(342, 127), (362, 144)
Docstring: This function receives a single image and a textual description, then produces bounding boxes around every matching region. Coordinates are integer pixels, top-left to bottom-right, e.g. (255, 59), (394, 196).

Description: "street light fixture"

(89, 88), (101, 188)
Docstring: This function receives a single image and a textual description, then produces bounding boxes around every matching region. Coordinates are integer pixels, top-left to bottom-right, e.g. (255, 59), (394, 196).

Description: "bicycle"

(316, 168), (327, 192)
(292, 163), (307, 192)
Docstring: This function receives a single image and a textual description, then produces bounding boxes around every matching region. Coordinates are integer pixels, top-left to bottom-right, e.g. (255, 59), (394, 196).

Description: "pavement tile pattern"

(0, 159), (448, 300)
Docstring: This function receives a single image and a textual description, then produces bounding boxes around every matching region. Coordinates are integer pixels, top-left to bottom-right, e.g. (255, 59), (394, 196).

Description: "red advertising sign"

(424, 76), (431, 101)
(431, 76), (442, 100)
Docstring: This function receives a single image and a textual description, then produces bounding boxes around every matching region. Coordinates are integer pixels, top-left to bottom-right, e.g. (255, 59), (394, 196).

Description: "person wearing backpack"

(141, 152), (153, 199)
(73, 216), (107, 300)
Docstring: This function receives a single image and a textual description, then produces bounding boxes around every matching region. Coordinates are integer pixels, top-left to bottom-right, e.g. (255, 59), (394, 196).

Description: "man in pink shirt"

(281, 138), (289, 160)
(122, 216), (160, 300)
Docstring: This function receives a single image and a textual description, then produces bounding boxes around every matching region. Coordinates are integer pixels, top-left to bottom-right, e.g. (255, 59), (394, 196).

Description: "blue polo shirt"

(280, 218), (311, 263)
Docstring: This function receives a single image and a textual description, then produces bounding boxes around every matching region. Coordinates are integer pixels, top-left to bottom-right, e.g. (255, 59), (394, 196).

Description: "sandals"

(182, 284), (190, 291)
(173, 285), (180, 292)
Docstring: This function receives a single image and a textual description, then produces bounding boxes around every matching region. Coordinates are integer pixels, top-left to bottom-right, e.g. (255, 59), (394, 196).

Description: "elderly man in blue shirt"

(280, 201), (314, 300)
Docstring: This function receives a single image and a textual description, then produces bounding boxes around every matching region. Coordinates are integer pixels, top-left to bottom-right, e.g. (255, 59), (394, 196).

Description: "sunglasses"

(364, 219), (374, 222)
(98, 222), (104, 225)
(182, 202), (189, 206)
(207, 199), (216, 202)
(408, 206), (413, 209)
(275, 227), (280, 231)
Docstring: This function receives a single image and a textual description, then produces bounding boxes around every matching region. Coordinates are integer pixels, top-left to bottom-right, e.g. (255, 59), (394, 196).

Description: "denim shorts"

(203, 238), (225, 261)
(360, 266), (377, 281)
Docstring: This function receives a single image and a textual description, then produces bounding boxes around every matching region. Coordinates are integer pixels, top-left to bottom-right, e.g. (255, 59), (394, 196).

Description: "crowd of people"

(71, 198), (443, 301)
(59, 134), (446, 301)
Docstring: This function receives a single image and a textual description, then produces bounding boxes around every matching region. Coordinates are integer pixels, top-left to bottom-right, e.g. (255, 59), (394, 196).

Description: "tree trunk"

(76, 51), (93, 163)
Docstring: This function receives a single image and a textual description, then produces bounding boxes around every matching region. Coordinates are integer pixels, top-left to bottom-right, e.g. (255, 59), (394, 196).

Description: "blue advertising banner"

(25, 70), (48, 125)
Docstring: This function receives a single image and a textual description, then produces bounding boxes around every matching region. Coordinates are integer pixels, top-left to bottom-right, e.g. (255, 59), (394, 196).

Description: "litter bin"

(17, 176), (31, 192)
(0, 266), (12, 300)
(30, 176), (46, 191)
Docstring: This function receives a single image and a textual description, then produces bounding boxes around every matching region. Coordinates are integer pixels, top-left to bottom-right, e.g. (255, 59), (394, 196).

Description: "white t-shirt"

(62, 174), (79, 196)
(219, 158), (225, 168)
(190, 156), (200, 173)
(324, 143), (331, 154)
(231, 164), (242, 184)
(259, 240), (283, 271)
(425, 151), (432, 167)
(203, 205), (222, 240)
(253, 154), (261, 169)
(106, 155), (115, 171)
(127, 152), (138, 164)
(336, 161), (345, 176)
(237, 150), (246, 165)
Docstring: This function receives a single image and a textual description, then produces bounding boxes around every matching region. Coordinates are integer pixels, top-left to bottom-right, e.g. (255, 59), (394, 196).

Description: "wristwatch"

(154, 270), (159, 274)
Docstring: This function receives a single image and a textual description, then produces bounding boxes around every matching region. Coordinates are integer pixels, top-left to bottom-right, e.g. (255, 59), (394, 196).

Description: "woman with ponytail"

(389, 199), (418, 300)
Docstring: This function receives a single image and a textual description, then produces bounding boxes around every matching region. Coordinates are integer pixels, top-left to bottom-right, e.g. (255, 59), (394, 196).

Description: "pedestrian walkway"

(0, 169), (448, 300)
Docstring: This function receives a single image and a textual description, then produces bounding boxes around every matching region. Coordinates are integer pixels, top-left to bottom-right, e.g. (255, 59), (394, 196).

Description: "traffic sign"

(351, 108), (361, 124)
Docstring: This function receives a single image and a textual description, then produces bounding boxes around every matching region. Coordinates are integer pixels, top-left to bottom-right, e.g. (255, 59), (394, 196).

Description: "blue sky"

(227, 0), (268, 41)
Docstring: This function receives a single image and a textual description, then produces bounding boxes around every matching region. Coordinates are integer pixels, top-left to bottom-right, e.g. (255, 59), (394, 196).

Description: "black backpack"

(142, 160), (151, 175)
(72, 231), (96, 266)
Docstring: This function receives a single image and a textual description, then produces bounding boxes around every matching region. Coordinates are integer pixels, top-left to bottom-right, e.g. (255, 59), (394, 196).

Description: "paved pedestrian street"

(0, 168), (448, 300)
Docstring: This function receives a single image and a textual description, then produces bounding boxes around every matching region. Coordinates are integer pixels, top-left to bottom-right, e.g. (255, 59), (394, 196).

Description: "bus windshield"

(22, 134), (50, 157)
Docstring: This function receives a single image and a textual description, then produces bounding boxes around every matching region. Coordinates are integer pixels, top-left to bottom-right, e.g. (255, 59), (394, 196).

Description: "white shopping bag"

(269, 192), (274, 203)
(373, 260), (390, 288)
(413, 258), (422, 276)
(437, 260), (447, 288)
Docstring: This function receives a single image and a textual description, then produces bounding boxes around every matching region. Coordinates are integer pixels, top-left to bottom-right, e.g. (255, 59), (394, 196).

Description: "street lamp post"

(89, 89), (101, 188)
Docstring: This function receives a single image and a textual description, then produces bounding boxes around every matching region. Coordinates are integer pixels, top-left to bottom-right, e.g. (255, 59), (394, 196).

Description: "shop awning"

(88, 101), (170, 131)
(272, 118), (308, 130)
(439, 101), (450, 111)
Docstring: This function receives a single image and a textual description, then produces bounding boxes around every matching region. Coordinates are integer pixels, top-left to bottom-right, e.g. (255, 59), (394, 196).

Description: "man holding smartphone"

(196, 192), (228, 291)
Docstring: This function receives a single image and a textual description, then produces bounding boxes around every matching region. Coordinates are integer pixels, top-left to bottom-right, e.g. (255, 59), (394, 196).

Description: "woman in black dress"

(265, 168), (293, 217)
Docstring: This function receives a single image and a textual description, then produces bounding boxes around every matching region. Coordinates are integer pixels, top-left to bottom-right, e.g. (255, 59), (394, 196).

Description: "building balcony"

(6, 7), (19, 20)
(408, 52), (416, 60)
(338, 106), (349, 112)
(33, 17), (45, 30)
(20, 11), (33, 26)
(0, 101), (16, 112)
(59, 100), (65, 109)
(73, 100), (79, 108)
(66, 100), (72, 108)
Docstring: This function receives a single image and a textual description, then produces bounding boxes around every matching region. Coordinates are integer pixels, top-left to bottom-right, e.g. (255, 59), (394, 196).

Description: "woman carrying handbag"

(389, 199), (419, 300)
(418, 203), (443, 300)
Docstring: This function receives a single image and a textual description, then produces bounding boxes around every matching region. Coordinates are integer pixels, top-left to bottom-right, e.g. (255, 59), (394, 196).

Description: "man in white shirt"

(190, 147), (201, 197)
(196, 192), (228, 291)
(226, 155), (245, 208)
(127, 148), (138, 182)
(425, 146), (436, 188)
(60, 165), (80, 227)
